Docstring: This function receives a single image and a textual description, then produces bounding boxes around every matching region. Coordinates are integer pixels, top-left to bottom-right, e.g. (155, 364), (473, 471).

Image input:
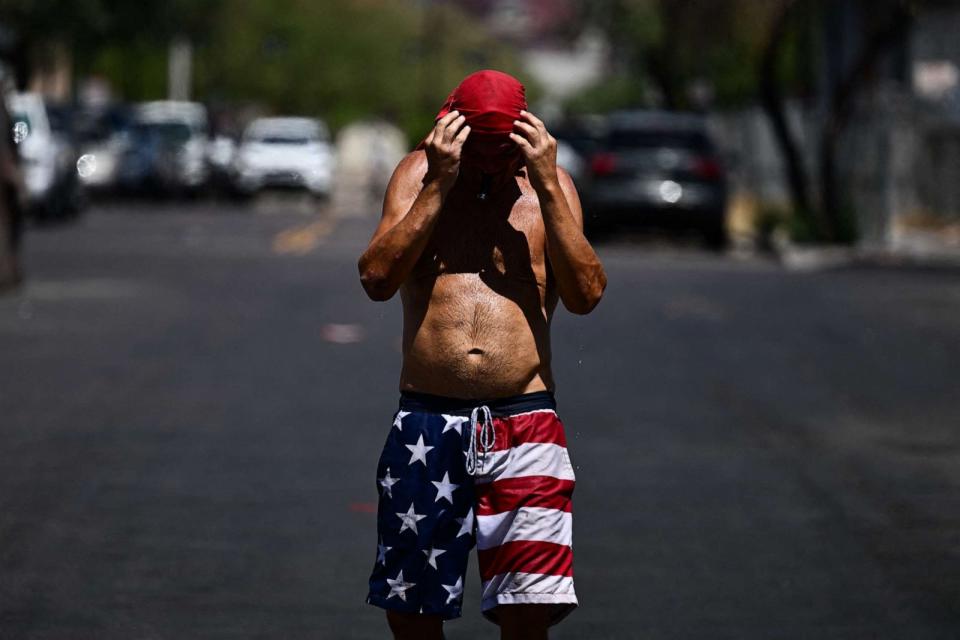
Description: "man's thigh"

(495, 603), (551, 640)
(386, 610), (444, 640)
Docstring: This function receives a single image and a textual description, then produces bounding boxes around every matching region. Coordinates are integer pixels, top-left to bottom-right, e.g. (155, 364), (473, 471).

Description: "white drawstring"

(465, 405), (495, 476)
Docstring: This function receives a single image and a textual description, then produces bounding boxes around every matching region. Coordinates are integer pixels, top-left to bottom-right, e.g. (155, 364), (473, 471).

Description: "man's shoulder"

(555, 165), (577, 193)
(384, 150), (429, 204)
(394, 149), (428, 181)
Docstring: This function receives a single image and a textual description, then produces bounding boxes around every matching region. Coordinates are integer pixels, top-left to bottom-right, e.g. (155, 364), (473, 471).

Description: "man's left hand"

(510, 110), (559, 192)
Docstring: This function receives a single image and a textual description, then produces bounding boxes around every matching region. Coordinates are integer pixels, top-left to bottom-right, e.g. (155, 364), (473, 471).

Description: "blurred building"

(910, 6), (960, 116)
(454, 0), (578, 42)
(715, 1), (960, 253)
(836, 2), (960, 250)
(450, 0), (606, 109)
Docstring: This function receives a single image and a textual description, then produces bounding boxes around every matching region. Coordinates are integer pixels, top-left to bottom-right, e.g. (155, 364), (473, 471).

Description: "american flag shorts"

(366, 389), (578, 625)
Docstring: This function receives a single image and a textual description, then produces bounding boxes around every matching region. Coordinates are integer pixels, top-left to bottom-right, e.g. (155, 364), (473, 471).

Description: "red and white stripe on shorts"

(472, 407), (578, 622)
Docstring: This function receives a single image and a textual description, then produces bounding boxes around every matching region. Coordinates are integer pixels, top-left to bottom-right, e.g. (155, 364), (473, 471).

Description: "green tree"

(194, 0), (526, 140)
(0, 0), (222, 90)
(765, 0), (925, 243)
(3, 0), (529, 140)
(571, 0), (801, 112)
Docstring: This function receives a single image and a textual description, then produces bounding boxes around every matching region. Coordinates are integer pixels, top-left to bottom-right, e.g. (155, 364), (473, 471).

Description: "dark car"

(115, 121), (195, 195)
(74, 105), (135, 194)
(582, 110), (728, 247)
(45, 103), (87, 215)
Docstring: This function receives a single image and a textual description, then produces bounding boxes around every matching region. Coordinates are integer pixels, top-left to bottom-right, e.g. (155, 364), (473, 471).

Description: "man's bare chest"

(415, 190), (547, 282)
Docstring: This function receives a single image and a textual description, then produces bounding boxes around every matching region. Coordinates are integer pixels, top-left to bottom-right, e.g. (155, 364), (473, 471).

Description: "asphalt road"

(1, 198), (959, 639)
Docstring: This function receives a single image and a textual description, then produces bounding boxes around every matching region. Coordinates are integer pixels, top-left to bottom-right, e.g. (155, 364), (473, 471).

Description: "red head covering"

(421, 70), (527, 174)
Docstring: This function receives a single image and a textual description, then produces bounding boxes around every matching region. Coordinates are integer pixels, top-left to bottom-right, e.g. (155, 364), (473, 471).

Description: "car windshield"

(77, 121), (114, 144)
(75, 110), (133, 144)
(608, 129), (713, 152)
(554, 130), (600, 156)
(143, 122), (192, 145)
(249, 132), (316, 145)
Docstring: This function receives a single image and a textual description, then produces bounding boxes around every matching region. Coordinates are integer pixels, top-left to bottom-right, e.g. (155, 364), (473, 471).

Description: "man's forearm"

(537, 181), (606, 314)
(358, 179), (446, 300)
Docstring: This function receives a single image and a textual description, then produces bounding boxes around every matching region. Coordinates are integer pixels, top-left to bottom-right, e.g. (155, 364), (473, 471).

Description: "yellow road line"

(272, 217), (337, 255)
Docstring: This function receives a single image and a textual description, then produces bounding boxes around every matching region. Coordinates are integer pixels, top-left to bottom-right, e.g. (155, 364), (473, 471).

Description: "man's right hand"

(422, 110), (470, 192)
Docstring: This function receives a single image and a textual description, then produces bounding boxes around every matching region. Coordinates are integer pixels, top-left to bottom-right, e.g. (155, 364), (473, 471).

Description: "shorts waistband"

(399, 389), (556, 417)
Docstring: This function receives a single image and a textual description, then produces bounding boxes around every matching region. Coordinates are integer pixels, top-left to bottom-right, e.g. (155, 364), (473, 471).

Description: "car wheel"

(702, 219), (729, 251)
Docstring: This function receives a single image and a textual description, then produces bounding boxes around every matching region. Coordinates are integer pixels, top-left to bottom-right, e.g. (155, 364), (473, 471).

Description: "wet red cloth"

(418, 70), (527, 174)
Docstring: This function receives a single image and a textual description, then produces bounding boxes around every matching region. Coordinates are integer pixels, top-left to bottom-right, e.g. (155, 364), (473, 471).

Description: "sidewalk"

(775, 226), (960, 271)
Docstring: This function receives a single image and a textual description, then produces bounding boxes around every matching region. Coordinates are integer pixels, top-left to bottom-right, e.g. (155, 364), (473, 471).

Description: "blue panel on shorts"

(366, 408), (477, 619)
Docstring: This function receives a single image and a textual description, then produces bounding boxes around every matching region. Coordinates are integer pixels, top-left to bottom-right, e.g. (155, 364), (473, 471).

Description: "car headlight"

(76, 154), (98, 179)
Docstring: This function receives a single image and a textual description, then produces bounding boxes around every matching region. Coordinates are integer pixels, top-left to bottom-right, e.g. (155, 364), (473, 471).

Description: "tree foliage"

(0, 0), (222, 80)
(2, 0), (526, 140)
(194, 0), (525, 139)
(571, 0), (807, 112)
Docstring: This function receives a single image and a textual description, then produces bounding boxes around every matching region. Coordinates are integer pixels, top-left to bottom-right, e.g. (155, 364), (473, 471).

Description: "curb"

(777, 244), (857, 271)
(775, 240), (960, 272)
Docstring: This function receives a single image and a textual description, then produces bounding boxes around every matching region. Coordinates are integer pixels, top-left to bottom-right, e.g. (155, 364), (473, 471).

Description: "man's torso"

(398, 158), (559, 399)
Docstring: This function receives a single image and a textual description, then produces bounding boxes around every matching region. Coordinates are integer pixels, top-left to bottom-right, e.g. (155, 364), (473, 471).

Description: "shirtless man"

(358, 70), (606, 640)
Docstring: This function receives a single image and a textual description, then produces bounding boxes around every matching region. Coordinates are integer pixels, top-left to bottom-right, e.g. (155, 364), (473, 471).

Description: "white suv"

(232, 117), (334, 198)
(8, 93), (82, 218)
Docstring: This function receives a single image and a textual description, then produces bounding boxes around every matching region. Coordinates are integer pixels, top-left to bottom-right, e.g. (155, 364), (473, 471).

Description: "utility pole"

(168, 36), (192, 101)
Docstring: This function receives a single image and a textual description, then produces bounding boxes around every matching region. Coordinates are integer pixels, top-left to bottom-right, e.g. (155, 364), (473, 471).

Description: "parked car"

(113, 121), (168, 194)
(232, 117), (334, 198)
(74, 105), (134, 194)
(124, 101), (210, 195)
(582, 110), (728, 247)
(553, 115), (605, 188)
(7, 93), (83, 219)
(556, 140), (586, 186)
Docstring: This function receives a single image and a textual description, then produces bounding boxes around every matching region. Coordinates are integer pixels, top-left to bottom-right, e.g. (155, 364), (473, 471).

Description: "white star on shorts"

(387, 570), (415, 601)
(431, 472), (460, 504)
(441, 414), (466, 435)
(405, 434), (434, 466)
(422, 545), (447, 569)
(377, 540), (392, 565)
(455, 508), (474, 538)
(396, 503), (427, 535)
(393, 410), (410, 431)
(378, 467), (399, 498)
(441, 576), (463, 604)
